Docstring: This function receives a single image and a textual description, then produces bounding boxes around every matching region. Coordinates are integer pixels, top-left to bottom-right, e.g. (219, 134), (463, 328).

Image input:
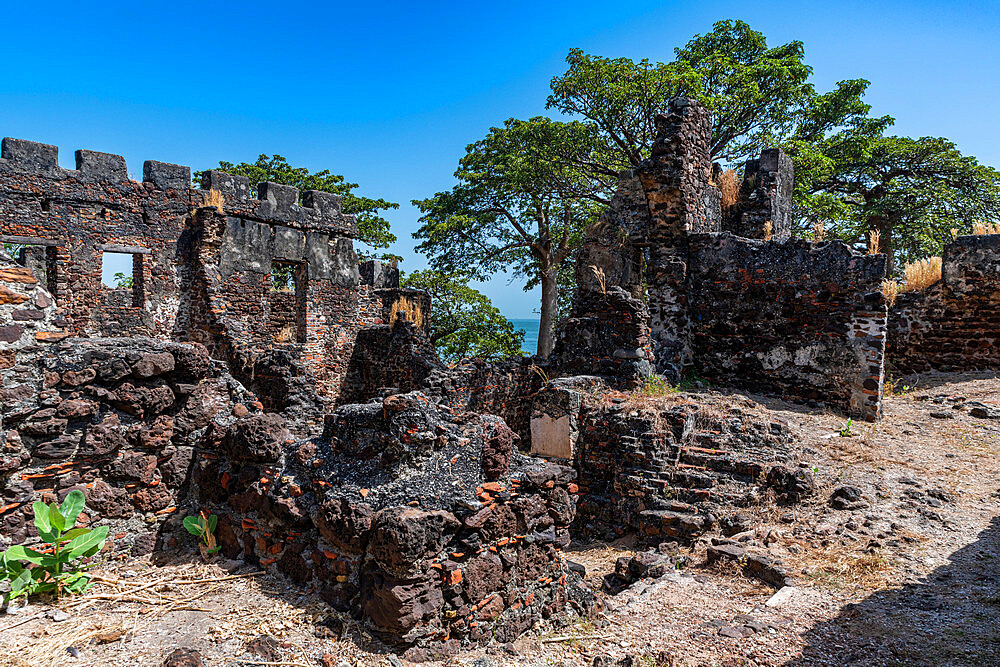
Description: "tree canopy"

(400, 269), (524, 363)
(196, 155), (398, 256)
(413, 117), (607, 356)
(546, 20), (1000, 271)
(414, 20), (1000, 358)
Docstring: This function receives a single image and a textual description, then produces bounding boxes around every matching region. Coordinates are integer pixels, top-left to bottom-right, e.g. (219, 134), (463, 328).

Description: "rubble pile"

(192, 391), (597, 653)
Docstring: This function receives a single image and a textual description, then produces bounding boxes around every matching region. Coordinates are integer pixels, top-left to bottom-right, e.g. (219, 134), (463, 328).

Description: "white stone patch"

(757, 345), (789, 370)
(530, 414), (576, 460)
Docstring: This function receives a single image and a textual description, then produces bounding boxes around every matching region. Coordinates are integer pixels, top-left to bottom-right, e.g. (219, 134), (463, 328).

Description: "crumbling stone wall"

(191, 392), (594, 654)
(0, 137), (376, 432)
(722, 148), (794, 240)
(558, 97), (888, 419)
(548, 288), (654, 389)
(888, 234), (1000, 373)
(525, 382), (801, 543)
(0, 330), (251, 555)
(688, 234), (888, 420)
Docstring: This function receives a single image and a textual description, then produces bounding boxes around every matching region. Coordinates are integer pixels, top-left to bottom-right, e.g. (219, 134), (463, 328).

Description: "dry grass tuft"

(972, 221), (1000, 235)
(0, 618), (130, 667)
(590, 265), (607, 294)
(882, 279), (899, 307)
(901, 256), (942, 292)
(203, 188), (224, 212)
(798, 548), (894, 590)
(867, 229), (881, 255)
(389, 295), (424, 329)
(763, 221), (773, 242)
(812, 221), (826, 242)
(717, 169), (739, 209)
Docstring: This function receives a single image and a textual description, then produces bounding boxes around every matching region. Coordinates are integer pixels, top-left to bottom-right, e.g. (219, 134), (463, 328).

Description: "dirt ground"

(2, 371), (998, 667)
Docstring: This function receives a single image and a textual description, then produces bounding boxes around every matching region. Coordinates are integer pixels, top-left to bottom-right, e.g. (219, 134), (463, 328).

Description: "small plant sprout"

(183, 511), (221, 560)
(838, 418), (856, 438)
(0, 489), (108, 602)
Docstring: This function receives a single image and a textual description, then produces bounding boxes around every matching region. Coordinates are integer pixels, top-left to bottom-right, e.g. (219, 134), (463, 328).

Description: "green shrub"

(183, 512), (220, 559)
(0, 490), (108, 602)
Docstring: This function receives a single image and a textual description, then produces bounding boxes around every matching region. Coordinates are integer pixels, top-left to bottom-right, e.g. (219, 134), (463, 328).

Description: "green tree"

(546, 20), (1000, 272)
(196, 155), (398, 255)
(547, 21), (879, 171)
(791, 133), (1000, 271)
(413, 117), (607, 357)
(401, 269), (524, 363)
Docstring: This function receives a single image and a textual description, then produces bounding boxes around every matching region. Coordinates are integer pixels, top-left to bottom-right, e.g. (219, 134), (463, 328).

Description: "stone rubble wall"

(190, 392), (594, 656)
(687, 233), (888, 420)
(0, 137), (375, 432)
(559, 96), (888, 419)
(526, 383), (802, 544)
(0, 332), (253, 555)
(723, 148), (794, 241)
(887, 234), (1000, 374)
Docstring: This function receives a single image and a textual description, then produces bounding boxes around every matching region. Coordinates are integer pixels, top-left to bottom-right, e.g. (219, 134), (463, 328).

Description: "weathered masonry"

(564, 97), (889, 420)
(0, 137), (413, 433)
(888, 233), (1000, 373)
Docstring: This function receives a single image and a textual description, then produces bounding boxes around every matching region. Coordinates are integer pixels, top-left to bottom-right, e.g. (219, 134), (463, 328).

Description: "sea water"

(509, 318), (540, 356)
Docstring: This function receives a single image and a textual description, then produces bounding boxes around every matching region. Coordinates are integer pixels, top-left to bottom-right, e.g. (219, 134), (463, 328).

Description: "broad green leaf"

(65, 525), (108, 558)
(4, 545), (46, 564)
(59, 528), (90, 542)
(183, 516), (204, 536)
(9, 568), (31, 592)
(32, 500), (51, 534)
(59, 490), (85, 527)
(207, 514), (218, 534)
(47, 502), (66, 532)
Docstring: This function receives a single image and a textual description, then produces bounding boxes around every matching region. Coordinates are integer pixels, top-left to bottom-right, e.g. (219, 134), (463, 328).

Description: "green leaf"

(47, 502), (66, 532)
(65, 525), (108, 559)
(59, 528), (90, 542)
(9, 568), (32, 593)
(183, 516), (204, 536)
(4, 545), (46, 564)
(59, 490), (85, 527)
(32, 500), (51, 535)
(207, 514), (218, 534)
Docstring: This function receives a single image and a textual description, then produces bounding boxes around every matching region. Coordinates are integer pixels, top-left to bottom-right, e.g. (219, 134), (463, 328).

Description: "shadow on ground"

(785, 513), (1000, 666)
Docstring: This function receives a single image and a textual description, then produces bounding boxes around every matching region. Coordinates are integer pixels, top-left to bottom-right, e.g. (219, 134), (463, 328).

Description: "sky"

(1, 1), (998, 317)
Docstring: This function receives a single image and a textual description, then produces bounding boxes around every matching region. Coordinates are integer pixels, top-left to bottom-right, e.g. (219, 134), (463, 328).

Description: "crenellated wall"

(0, 136), (370, 434)
(888, 234), (1000, 374)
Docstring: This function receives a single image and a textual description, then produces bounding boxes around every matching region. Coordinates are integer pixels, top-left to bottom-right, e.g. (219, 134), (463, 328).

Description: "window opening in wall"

(3, 243), (58, 297)
(269, 260), (306, 344)
(270, 260), (298, 292)
(101, 251), (144, 307)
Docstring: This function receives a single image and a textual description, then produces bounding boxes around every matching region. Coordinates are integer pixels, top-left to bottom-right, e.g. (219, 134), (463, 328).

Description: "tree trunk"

(537, 266), (559, 358)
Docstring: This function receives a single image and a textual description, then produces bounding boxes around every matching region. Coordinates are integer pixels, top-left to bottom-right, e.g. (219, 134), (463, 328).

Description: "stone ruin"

(1, 97), (999, 655)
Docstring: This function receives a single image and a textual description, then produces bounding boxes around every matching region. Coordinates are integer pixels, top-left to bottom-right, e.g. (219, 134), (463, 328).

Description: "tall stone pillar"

(726, 148), (794, 240)
(635, 97), (717, 382)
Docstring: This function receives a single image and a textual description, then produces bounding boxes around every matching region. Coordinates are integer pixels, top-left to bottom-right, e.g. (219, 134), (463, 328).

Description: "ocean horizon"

(509, 318), (540, 356)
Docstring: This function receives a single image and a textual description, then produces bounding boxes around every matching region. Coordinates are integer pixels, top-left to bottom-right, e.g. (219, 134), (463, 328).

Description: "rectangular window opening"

(269, 260), (306, 344)
(101, 251), (144, 307)
(4, 243), (58, 299)
(270, 260), (299, 292)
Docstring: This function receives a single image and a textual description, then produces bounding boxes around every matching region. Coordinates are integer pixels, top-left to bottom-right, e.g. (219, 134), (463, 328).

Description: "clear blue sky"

(2, 1), (997, 317)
